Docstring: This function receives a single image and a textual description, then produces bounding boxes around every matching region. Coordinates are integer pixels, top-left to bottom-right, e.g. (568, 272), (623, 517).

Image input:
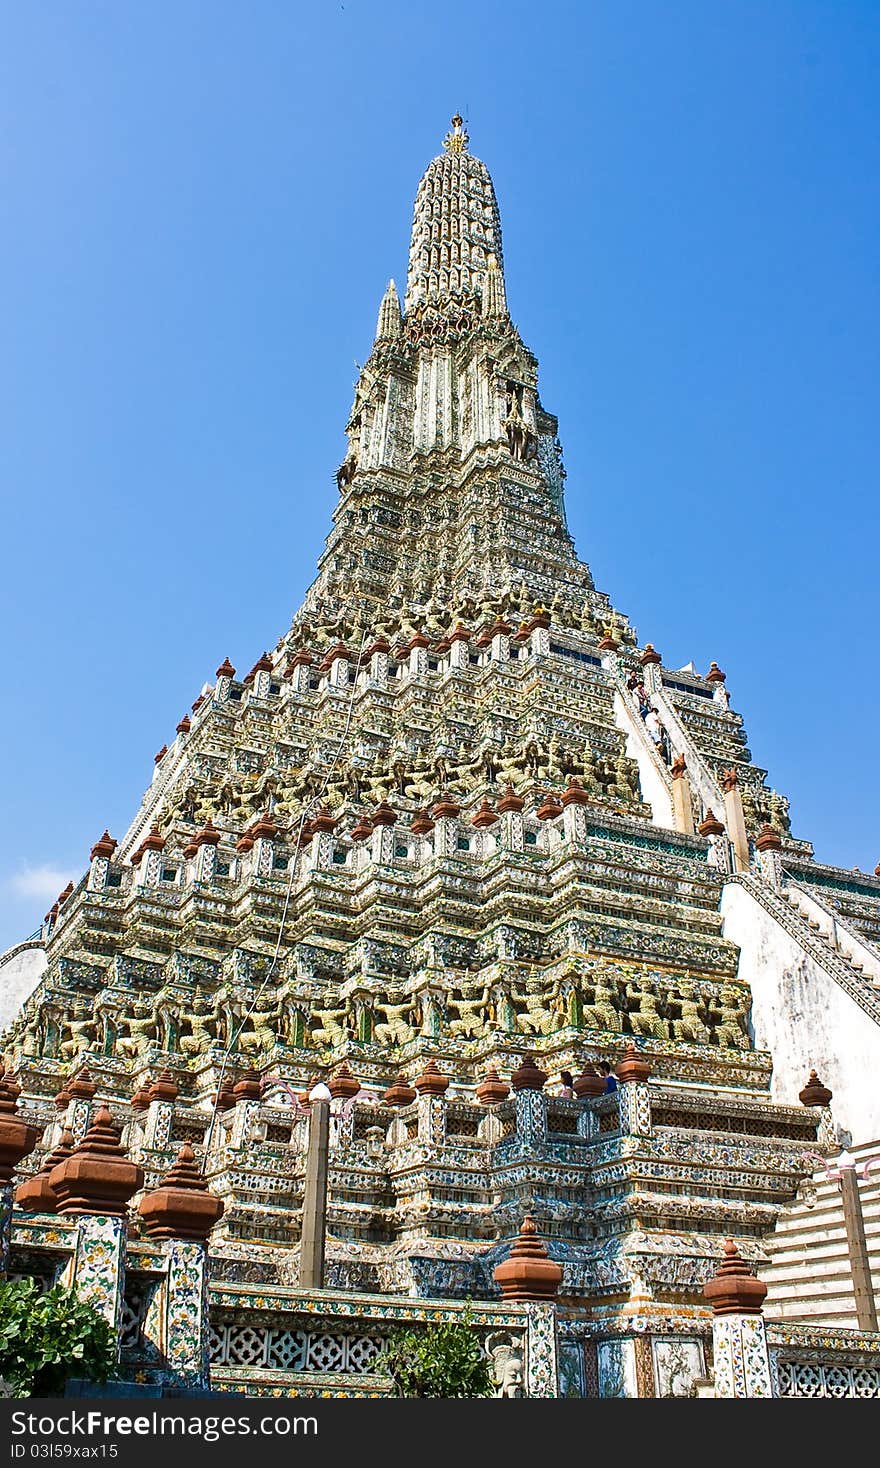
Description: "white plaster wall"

(613, 690), (674, 829)
(721, 882), (880, 1143)
(0, 942), (47, 1030)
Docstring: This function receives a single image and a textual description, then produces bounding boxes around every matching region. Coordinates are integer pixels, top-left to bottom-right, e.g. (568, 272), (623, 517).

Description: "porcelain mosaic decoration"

(2, 116), (880, 1399)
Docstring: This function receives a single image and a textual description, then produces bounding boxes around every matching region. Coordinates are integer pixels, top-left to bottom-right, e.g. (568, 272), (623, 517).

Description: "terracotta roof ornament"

(698, 809), (725, 838)
(493, 1216), (563, 1301)
(510, 1054), (547, 1092)
(329, 1063), (360, 1100)
(573, 1065), (606, 1098)
(616, 1042), (651, 1084)
(497, 783), (525, 814)
(149, 1069), (179, 1104)
(476, 1066), (510, 1105)
(48, 1103), (144, 1216)
(597, 628), (618, 651)
(721, 768), (739, 794)
(561, 776), (591, 807)
(383, 1074), (417, 1107)
(670, 755), (687, 781)
(372, 800), (398, 827)
(706, 661), (727, 684)
(232, 1070), (262, 1103)
(703, 1239), (767, 1316)
(640, 644), (662, 666)
(351, 815), (374, 843)
(536, 792), (563, 821)
(15, 1128), (75, 1213)
(138, 1143), (224, 1242)
(413, 1060), (450, 1097)
(755, 824), (782, 852)
(216, 658), (236, 679)
(410, 809), (435, 836)
(431, 795), (462, 820)
(176, 714), (191, 735)
(799, 1070), (833, 1107)
(67, 1067), (96, 1101)
(0, 1070), (40, 1187)
(471, 798), (498, 829)
(90, 830), (117, 862)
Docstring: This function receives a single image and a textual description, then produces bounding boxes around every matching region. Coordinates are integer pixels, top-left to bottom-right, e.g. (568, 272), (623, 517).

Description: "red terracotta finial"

(149, 1069), (179, 1104)
(706, 661), (726, 684)
(562, 776), (590, 807)
(720, 768), (739, 794)
(0, 1071), (40, 1186)
(48, 1104), (144, 1216)
(176, 714), (191, 735)
(154, 745), (168, 765)
(698, 808), (725, 837)
(216, 657), (236, 679)
(755, 824), (782, 852)
(413, 1059), (450, 1097)
(510, 1053), (547, 1092)
(431, 794), (461, 820)
(90, 830), (117, 861)
(471, 798), (498, 829)
(251, 809), (280, 841)
(536, 792), (563, 821)
(703, 1239), (767, 1316)
(616, 1042), (651, 1084)
(597, 627), (618, 651)
(350, 813), (374, 843)
(372, 799), (398, 827)
(130, 1081), (153, 1112)
(67, 1067), (96, 1100)
(573, 1064), (606, 1098)
(493, 1216), (563, 1301)
(640, 643), (662, 666)
(138, 1143), (224, 1241)
(476, 1066), (510, 1105)
(383, 1074), (417, 1107)
(329, 1062), (360, 1100)
(670, 754), (687, 781)
(232, 1069), (262, 1102)
(799, 1069), (833, 1107)
(410, 809), (435, 836)
(310, 806), (337, 835)
(497, 783), (525, 814)
(874, 860), (880, 879)
(14, 1128), (75, 1213)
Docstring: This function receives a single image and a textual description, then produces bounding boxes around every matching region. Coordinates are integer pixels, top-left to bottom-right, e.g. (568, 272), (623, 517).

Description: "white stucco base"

(721, 882), (880, 1144)
(0, 942), (47, 1031)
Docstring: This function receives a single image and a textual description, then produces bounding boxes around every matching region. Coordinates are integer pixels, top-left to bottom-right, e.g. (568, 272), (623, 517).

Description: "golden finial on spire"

(443, 113), (469, 155)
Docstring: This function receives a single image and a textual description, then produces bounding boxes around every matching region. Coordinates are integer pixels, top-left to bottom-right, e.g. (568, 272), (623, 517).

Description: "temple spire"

(375, 279), (402, 343)
(405, 116), (504, 315)
(442, 113), (469, 155)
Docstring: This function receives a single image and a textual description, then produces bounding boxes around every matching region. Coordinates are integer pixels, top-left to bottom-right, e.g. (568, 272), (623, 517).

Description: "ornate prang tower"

(4, 118), (880, 1393)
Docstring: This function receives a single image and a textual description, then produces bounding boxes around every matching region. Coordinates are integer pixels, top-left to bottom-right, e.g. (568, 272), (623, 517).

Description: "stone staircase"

(762, 1141), (880, 1329)
(783, 881), (880, 988)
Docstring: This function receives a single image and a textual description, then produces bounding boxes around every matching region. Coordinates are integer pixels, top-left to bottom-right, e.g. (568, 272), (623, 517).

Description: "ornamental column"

(369, 799), (398, 865)
(670, 755), (695, 836)
(414, 1061), (449, 1146)
(755, 824), (783, 889)
(615, 1044), (652, 1137)
(561, 776), (590, 843)
(493, 1216), (562, 1399)
(721, 768), (750, 873)
(87, 830), (118, 892)
(703, 1240), (772, 1398)
(639, 643), (662, 695)
(498, 784), (525, 851)
(50, 1105), (144, 1335)
(138, 1144), (224, 1391)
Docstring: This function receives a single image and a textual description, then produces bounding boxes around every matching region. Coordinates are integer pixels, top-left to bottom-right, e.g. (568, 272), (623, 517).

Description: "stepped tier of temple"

(3, 117), (880, 1340)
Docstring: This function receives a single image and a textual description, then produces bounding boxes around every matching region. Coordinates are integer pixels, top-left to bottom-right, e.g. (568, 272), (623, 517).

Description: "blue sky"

(1, 2), (878, 950)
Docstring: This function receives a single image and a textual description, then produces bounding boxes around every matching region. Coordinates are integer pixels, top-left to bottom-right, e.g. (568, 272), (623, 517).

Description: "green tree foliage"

(378, 1312), (494, 1398)
(0, 1278), (116, 1397)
